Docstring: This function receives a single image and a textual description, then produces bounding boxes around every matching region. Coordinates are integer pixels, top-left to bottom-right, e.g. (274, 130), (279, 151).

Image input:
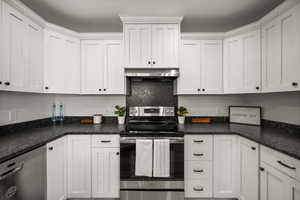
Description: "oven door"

(120, 137), (184, 193)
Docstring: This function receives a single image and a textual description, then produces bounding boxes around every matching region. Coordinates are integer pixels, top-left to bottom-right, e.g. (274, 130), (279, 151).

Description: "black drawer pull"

(193, 140), (204, 143)
(277, 160), (296, 170)
(193, 153), (204, 157)
(101, 140), (111, 143)
(193, 187), (204, 192)
(193, 169), (204, 173)
(251, 147), (256, 150)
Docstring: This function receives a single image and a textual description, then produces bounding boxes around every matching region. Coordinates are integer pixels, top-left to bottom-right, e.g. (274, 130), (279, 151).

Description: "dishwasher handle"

(0, 164), (23, 181)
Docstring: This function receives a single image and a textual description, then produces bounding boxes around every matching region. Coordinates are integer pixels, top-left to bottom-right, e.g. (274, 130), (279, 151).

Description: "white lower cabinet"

(92, 147), (120, 198)
(239, 137), (259, 200)
(213, 135), (239, 198)
(67, 135), (91, 198)
(47, 137), (67, 200)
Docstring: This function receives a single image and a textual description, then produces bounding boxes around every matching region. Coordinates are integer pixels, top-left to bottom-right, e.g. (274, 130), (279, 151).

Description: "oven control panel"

(129, 106), (175, 117)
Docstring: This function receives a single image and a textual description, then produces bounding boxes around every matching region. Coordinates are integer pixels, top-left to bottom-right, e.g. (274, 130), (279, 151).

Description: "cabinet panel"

(124, 24), (151, 68)
(177, 40), (201, 94)
(201, 40), (223, 94)
(0, 0), (4, 90)
(67, 135), (91, 198)
(240, 138), (259, 200)
(92, 148), (120, 198)
(26, 21), (43, 93)
(64, 37), (80, 93)
(81, 40), (104, 94)
(224, 38), (243, 93)
(213, 135), (239, 198)
(151, 24), (179, 68)
(103, 40), (125, 94)
(47, 137), (67, 200)
(260, 162), (291, 200)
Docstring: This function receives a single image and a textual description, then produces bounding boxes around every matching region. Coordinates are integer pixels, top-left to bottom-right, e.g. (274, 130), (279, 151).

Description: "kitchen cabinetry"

(184, 135), (213, 198)
(224, 30), (261, 93)
(44, 30), (80, 94)
(178, 40), (223, 94)
(213, 135), (239, 198)
(262, 4), (300, 92)
(81, 40), (124, 94)
(67, 135), (91, 198)
(47, 137), (67, 200)
(123, 20), (181, 68)
(239, 137), (259, 200)
(91, 135), (120, 198)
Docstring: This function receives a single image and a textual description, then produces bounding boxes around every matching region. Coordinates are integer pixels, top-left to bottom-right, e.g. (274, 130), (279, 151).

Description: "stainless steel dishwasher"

(0, 145), (46, 200)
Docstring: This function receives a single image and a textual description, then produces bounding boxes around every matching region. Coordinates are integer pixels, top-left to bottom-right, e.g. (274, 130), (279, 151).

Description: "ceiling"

(19, 0), (286, 32)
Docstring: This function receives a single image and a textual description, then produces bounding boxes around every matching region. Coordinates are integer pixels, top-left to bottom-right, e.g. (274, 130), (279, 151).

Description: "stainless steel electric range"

(120, 106), (184, 200)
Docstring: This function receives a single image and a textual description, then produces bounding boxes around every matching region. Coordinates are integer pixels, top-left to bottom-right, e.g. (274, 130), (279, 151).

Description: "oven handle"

(0, 164), (23, 181)
(120, 137), (184, 144)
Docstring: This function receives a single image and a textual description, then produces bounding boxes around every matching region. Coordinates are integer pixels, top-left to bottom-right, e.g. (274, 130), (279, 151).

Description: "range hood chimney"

(125, 69), (179, 78)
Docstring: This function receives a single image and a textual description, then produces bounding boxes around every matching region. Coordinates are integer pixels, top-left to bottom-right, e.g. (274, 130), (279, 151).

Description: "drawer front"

(92, 135), (120, 148)
(261, 146), (300, 181)
(185, 135), (213, 161)
(185, 161), (212, 180)
(185, 179), (212, 198)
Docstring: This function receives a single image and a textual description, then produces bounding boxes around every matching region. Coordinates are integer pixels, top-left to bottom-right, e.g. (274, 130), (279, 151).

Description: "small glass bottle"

(51, 103), (56, 123)
(59, 103), (64, 122)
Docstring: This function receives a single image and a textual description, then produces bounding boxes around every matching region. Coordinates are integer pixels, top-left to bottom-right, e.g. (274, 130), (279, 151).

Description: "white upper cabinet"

(224, 30), (261, 93)
(201, 40), (223, 94)
(151, 24), (179, 68)
(81, 40), (125, 95)
(177, 40), (223, 95)
(44, 30), (81, 94)
(2, 2), (27, 92)
(122, 17), (181, 68)
(262, 4), (300, 92)
(178, 40), (201, 94)
(0, 0), (3, 90)
(26, 20), (44, 93)
(124, 24), (151, 68)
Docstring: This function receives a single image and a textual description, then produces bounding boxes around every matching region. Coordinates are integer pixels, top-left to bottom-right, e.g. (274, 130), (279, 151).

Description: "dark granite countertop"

(0, 120), (299, 163)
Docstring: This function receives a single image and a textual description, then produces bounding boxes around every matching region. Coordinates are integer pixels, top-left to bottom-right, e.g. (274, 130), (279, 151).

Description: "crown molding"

(181, 32), (225, 40)
(120, 16), (184, 24)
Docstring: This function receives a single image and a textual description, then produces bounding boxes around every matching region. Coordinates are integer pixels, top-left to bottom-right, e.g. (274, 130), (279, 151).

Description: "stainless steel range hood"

(125, 69), (179, 78)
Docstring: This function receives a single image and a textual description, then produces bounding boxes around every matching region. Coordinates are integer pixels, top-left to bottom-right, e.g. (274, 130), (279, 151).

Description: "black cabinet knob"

(48, 147), (53, 151)
(251, 146), (256, 150)
(256, 86), (260, 90)
(45, 86), (49, 90)
(260, 167), (265, 171)
(152, 61), (156, 65)
(197, 89), (200, 92)
(103, 89), (106, 91)
(292, 82), (298, 87)
(148, 61), (151, 65)
(116, 152), (120, 155)
(202, 89), (205, 92)
(4, 82), (10, 86)
(0, 81), (2, 85)
(99, 89), (102, 91)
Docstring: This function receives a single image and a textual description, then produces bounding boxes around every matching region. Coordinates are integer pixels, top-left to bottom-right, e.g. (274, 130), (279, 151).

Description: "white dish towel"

(153, 139), (170, 177)
(135, 139), (153, 177)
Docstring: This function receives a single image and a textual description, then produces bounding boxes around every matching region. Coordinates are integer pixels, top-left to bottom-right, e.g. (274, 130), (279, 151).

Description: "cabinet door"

(240, 138), (259, 200)
(124, 24), (151, 68)
(242, 30), (261, 92)
(64, 37), (80, 94)
(262, 19), (282, 92)
(292, 180), (300, 200)
(81, 40), (104, 94)
(280, 6), (300, 91)
(47, 137), (67, 200)
(201, 40), (223, 94)
(224, 37), (243, 93)
(92, 148), (120, 198)
(103, 40), (125, 94)
(213, 135), (239, 198)
(2, 3), (27, 92)
(177, 40), (201, 94)
(151, 24), (179, 68)
(260, 162), (292, 200)
(67, 135), (91, 198)
(0, 1), (5, 90)
(44, 30), (65, 93)
(26, 21), (43, 93)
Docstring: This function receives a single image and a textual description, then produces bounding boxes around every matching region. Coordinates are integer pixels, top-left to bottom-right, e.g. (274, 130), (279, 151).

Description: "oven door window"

(120, 143), (184, 180)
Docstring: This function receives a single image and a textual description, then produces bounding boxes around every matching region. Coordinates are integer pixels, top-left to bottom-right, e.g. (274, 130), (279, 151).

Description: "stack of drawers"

(184, 135), (213, 198)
